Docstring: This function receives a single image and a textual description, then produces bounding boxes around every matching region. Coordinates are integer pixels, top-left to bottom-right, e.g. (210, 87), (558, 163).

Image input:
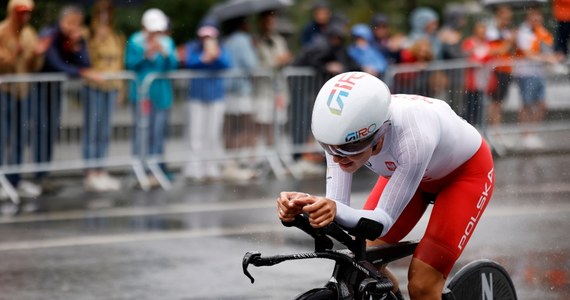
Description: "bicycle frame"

(242, 214), (418, 299)
(242, 215), (518, 300)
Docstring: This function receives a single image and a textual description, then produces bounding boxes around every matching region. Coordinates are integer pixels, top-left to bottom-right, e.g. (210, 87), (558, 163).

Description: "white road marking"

(0, 182), (569, 251)
(0, 201), (568, 252)
(0, 223), (284, 252)
(0, 199), (277, 224)
(1, 181), (568, 225)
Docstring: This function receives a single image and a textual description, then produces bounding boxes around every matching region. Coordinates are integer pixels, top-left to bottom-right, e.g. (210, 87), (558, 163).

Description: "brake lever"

(242, 251), (261, 284)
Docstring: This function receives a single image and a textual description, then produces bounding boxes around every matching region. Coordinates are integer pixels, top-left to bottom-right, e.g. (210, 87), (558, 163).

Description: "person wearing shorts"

(513, 7), (559, 148)
(277, 72), (494, 300)
(486, 5), (515, 136)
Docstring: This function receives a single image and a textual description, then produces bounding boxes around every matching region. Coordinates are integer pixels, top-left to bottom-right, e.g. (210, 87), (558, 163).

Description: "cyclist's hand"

(293, 197), (336, 228)
(277, 192), (310, 222)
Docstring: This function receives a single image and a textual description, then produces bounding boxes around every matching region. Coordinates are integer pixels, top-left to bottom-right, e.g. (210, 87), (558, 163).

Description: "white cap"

(142, 8), (168, 32)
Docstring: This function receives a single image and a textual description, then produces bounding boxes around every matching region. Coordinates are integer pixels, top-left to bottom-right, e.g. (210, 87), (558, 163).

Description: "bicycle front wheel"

(447, 259), (517, 300)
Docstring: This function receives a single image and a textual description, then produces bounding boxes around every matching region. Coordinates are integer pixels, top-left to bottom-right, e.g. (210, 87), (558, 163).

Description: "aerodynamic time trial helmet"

(311, 71), (391, 157)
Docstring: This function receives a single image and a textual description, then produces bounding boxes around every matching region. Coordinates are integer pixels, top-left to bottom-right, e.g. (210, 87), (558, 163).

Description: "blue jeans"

(0, 92), (28, 186)
(515, 76), (545, 105)
(132, 102), (170, 159)
(83, 87), (116, 169)
(31, 82), (61, 180)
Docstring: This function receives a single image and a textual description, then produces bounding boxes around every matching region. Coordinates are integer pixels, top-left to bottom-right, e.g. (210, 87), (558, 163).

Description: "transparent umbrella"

(208, 0), (293, 22)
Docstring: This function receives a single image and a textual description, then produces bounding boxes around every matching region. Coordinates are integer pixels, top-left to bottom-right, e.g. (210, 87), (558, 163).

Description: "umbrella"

(208, 0), (293, 22)
(481, 0), (547, 8)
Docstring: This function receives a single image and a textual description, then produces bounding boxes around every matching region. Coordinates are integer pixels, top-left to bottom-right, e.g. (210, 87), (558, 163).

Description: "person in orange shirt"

(485, 5), (515, 142)
(462, 21), (491, 126)
(513, 7), (560, 149)
(553, 0), (570, 57)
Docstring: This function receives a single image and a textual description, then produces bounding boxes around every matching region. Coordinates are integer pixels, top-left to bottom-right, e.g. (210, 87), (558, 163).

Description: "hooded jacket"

(408, 7), (442, 59)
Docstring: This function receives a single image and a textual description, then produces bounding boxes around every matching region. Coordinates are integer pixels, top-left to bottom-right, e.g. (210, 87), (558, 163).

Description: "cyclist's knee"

(408, 278), (439, 299)
(407, 258), (445, 299)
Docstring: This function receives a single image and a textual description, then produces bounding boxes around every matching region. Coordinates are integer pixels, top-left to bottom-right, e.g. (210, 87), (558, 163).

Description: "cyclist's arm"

(325, 153), (353, 205)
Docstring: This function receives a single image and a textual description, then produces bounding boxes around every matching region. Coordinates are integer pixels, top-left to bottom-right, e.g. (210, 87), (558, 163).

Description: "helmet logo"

(345, 123), (377, 142)
(327, 72), (367, 115)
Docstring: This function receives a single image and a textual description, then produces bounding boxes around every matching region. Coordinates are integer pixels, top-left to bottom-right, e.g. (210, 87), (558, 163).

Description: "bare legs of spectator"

(486, 100), (511, 153)
(518, 100), (547, 149)
(224, 114), (257, 150)
(256, 123), (275, 147)
(487, 101), (503, 127)
(222, 112), (257, 182)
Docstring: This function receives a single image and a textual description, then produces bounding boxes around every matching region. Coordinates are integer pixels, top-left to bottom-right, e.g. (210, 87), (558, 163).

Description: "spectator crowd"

(0, 0), (568, 198)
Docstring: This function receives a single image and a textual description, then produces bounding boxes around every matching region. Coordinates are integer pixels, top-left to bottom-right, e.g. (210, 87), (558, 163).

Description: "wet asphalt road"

(0, 153), (569, 300)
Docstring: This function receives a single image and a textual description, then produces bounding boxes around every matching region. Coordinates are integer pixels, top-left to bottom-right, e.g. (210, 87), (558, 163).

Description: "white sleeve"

(517, 26), (533, 51)
(325, 153), (353, 205)
(333, 108), (439, 237)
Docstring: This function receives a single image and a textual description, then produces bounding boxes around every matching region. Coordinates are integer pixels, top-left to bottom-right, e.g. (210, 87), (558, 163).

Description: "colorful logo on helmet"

(345, 123), (377, 142)
(327, 72), (366, 116)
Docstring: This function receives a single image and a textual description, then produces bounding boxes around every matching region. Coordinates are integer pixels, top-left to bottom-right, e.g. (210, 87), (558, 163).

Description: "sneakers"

(17, 180), (42, 198)
(522, 134), (545, 150)
(292, 160), (325, 177)
(223, 162), (256, 182)
(84, 174), (122, 193)
(84, 175), (109, 193)
(100, 174), (121, 191)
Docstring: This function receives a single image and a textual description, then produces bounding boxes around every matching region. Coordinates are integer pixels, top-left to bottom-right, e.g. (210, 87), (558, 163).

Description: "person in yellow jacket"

(83, 0), (125, 192)
(0, 0), (44, 199)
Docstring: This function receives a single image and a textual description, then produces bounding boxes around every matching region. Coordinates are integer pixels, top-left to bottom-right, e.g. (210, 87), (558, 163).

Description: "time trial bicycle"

(242, 214), (517, 299)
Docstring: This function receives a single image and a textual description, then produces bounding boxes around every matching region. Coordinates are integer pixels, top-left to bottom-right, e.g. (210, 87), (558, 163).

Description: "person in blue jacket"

(348, 23), (388, 78)
(125, 8), (178, 186)
(181, 21), (231, 182)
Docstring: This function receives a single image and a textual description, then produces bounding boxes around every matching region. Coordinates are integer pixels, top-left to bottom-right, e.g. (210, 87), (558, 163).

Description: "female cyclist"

(277, 71), (494, 300)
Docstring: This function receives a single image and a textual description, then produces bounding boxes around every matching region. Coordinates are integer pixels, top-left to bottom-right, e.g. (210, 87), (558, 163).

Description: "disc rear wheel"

(447, 259), (517, 300)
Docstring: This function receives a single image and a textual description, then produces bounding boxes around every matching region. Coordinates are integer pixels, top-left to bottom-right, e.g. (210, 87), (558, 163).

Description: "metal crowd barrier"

(139, 69), (292, 187)
(3, 61), (569, 203)
(384, 59), (485, 127)
(384, 58), (570, 155)
(0, 72), (137, 204)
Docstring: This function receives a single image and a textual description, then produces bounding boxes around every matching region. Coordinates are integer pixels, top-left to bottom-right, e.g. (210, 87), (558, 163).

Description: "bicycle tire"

(293, 288), (335, 300)
(447, 259), (517, 300)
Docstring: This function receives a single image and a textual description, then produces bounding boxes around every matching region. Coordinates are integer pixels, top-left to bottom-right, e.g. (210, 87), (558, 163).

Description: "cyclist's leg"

(408, 258), (446, 300)
(410, 140), (494, 299)
(365, 177), (429, 295)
